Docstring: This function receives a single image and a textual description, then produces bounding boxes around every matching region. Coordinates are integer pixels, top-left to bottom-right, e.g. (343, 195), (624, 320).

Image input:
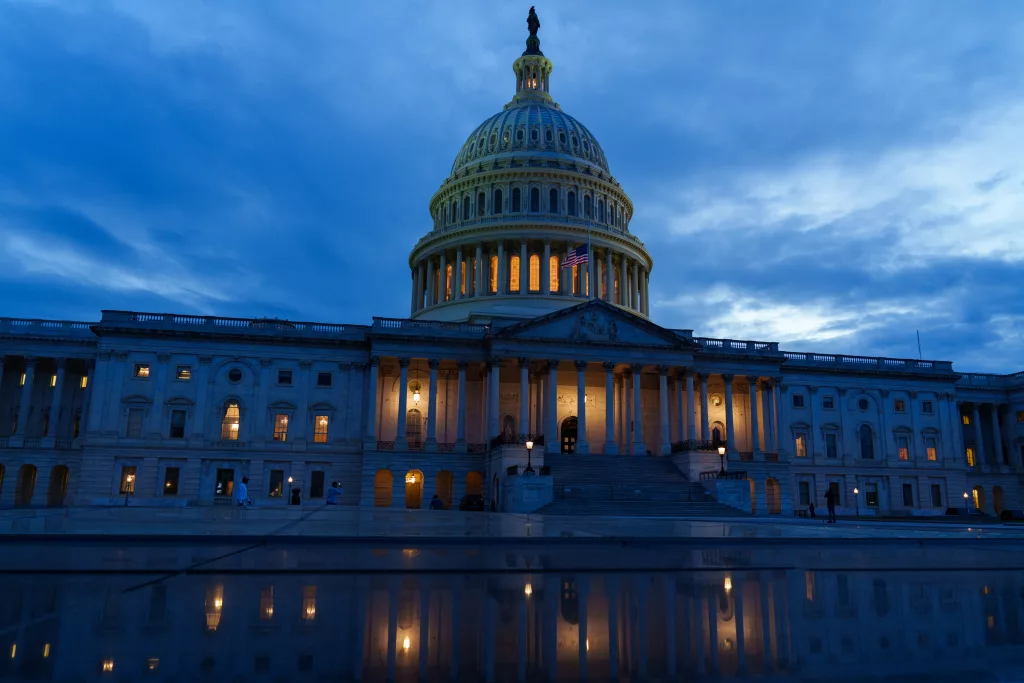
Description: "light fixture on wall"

(524, 583), (533, 597)
(402, 636), (411, 652)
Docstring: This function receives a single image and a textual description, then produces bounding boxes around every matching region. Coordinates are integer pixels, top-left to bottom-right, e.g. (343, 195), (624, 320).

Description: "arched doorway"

(749, 478), (757, 514)
(766, 478), (781, 515)
(47, 465), (69, 507)
(373, 470), (393, 507)
(972, 485), (986, 514)
(404, 469), (424, 509)
(993, 486), (1005, 516)
(560, 416), (578, 453)
(502, 415), (517, 440)
(711, 423), (724, 446)
(435, 470), (453, 509)
(15, 465), (37, 506)
(465, 471), (483, 496)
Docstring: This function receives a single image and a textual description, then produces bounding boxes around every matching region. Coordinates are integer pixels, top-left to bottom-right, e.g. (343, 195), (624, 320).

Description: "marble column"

(699, 373), (711, 440)
(520, 241), (528, 295)
(364, 357), (379, 446)
(623, 370), (633, 452)
(410, 267), (417, 315)
(475, 243), (484, 296)
(455, 246), (463, 299)
(761, 381), (774, 453)
(488, 359), (501, 441)
(439, 250), (448, 302)
(455, 361), (467, 452)
(658, 366), (670, 455)
(771, 378), (782, 453)
(78, 359), (95, 437)
(972, 404), (984, 464)
(686, 370), (696, 440)
(546, 361), (559, 454)
(146, 354), (170, 439)
(619, 256), (628, 306)
(497, 242), (505, 295)
(395, 358), (410, 450)
(46, 358), (67, 439)
(426, 257), (435, 306)
(631, 262), (639, 310)
(425, 359), (439, 451)
(603, 362), (617, 454)
(575, 361), (589, 454)
(992, 404), (1005, 465)
(675, 371), (685, 445)
(519, 358), (530, 437)
(605, 249), (613, 302)
(14, 356), (36, 437)
(542, 240), (551, 295)
(632, 364), (645, 455)
(723, 375), (735, 451)
(748, 376), (761, 455)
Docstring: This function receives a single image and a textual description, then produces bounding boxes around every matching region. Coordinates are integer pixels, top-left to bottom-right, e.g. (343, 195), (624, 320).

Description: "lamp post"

(964, 491), (970, 513)
(525, 439), (535, 474)
(718, 445), (727, 477)
(123, 473), (134, 507)
(853, 487), (860, 517)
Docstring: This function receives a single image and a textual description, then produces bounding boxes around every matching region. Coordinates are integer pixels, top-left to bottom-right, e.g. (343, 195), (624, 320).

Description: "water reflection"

(2, 565), (1023, 681)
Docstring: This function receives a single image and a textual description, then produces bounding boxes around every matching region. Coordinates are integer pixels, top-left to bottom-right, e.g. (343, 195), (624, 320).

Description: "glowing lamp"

(717, 446), (726, 456)
(524, 583), (533, 597)
(402, 636), (410, 652)
(724, 577), (732, 592)
(413, 389), (421, 404)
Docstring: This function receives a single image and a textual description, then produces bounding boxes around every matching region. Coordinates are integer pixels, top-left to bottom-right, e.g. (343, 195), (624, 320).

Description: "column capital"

(427, 358), (440, 369)
(630, 363), (644, 373)
(676, 367), (692, 379)
(54, 357), (68, 369)
(656, 365), (669, 375)
(746, 375), (759, 386)
(22, 355), (37, 366)
(721, 373), (734, 382)
(98, 350), (113, 361)
(575, 360), (588, 371)
(546, 359), (560, 371)
(86, 358), (96, 369)
(114, 352), (129, 362)
(398, 357), (411, 368)
(351, 362), (367, 370)
(457, 360), (469, 369)
(518, 357), (530, 368)
(770, 375), (784, 385)
(369, 356), (380, 367)
(697, 372), (710, 383)
(602, 361), (616, 371)
(154, 353), (170, 364)
(488, 357), (503, 368)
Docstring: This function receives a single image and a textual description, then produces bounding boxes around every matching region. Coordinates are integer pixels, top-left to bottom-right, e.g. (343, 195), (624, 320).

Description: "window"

(1016, 411), (1024, 423)
(260, 586), (274, 620)
(164, 467), (180, 495)
(49, 373), (56, 388)
(792, 395), (805, 408)
(894, 399), (906, 413)
(477, 191), (485, 217)
(530, 128), (538, 141)
(489, 255), (498, 293)
(512, 187), (521, 212)
(549, 256), (560, 292)
(268, 470), (284, 498)
(598, 198), (605, 222)
(127, 408), (144, 438)
(558, 131), (566, 145)
(798, 481), (811, 506)
(273, 414), (289, 441)
(962, 414), (970, 425)
(221, 402), (240, 440)
(567, 191), (577, 216)
(314, 415), (329, 443)
(302, 586), (317, 621)
(310, 471), (325, 498)
(134, 364), (150, 378)
(825, 433), (838, 459)
(407, 409), (423, 445)
(899, 482), (916, 507)
(509, 255), (520, 292)
(317, 372), (332, 387)
(549, 188), (558, 213)
(175, 366), (191, 381)
(859, 424), (874, 459)
(931, 483), (942, 507)
(119, 466), (137, 494)
(828, 481), (841, 506)
(451, 199), (458, 223)
(494, 188), (503, 214)
(529, 254), (540, 292)
(858, 398), (869, 411)
(215, 469), (234, 497)
(966, 447), (976, 466)
(897, 435), (909, 461)
(277, 370), (292, 385)
(865, 483), (879, 508)
(823, 396), (834, 409)
(925, 436), (937, 461)
(584, 194), (592, 218)
(80, 375), (88, 389)
(462, 197), (470, 220)
(795, 432), (807, 458)
(530, 187), (540, 212)
(922, 400), (933, 414)
(169, 410), (186, 439)
(228, 368), (243, 383)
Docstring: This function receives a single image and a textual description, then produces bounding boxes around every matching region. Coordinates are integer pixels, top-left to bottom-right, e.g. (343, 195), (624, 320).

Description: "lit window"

(823, 396), (834, 409)
(922, 400), (933, 414)
(119, 466), (137, 494)
(126, 408), (144, 438)
(164, 467), (180, 495)
(529, 254), (540, 292)
(19, 372), (25, 387)
(897, 435), (909, 461)
(795, 433), (807, 458)
(972, 487), (982, 510)
(43, 643), (50, 658)
(268, 470), (284, 497)
(102, 659), (114, 672)
(205, 585), (224, 631)
(80, 375), (88, 389)
(176, 366), (192, 380)
(966, 447), (976, 466)
(509, 255), (520, 292)
(147, 659), (159, 671)
(549, 256), (560, 292)
(302, 586), (317, 621)
(134, 364), (150, 378)
(49, 374), (56, 388)
(221, 402), (240, 440)
(273, 414), (289, 442)
(317, 372), (332, 387)
(214, 468), (234, 497)
(314, 415), (329, 443)
(169, 410), (186, 438)
(277, 370), (292, 385)
(792, 395), (805, 408)
(825, 433), (838, 459)
(1017, 411), (1024, 423)
(260, 586), (274, 620)
(445, 264), (453, 300)
(925, 437), (937, 461)
(962, 414), (970, 425)
(489, 255), (498, 293)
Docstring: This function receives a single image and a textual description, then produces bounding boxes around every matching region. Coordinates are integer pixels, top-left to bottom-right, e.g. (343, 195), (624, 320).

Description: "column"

(771, 378), (782, 453)
(605, 249), (613, 302)
(14, 357), (36, 437)
(78, 359), (95, 437)
(992, 404), (1005, 465)
(145, 354), (170, 439)
(395, 358), (410, 450)
(675, 372), (685, 445)
(426, 257), (435, 306)
(631, 261), (640, 310)
(644, 270), (651, 315)
(497, 242), (505, 295)
(575, 361), (589, 454)
(619, 256), (628, 306)
(723, 375), (735, 452)
(623, 370), (633, 452)
(748, 376), (761, 455)
(455, 362), (468, 452)
(488, 359), (501, 440)
(542, 240), (551, 295)
(364, 358), (379, 446)
(760, 580), (774, 672)
(972, 404), (984, 464)
(699, 373), (711, 440)
(475, 243), (484, 296)
(410, 267), (418, 315)
(686, 370), (696, 440)
(455, 247), (463, 299)
(761, 381), (774, 453)
(658, 366), (670, 455)
(519, 241), (528, 295)
(632, 364), (645, 455)
(603, 362), (617, 455)
(546, 361), (559, 454)
(519, 358), (530, 437)
(189, 355), (211, 443)
(439, 250), (448, 302)
(425, 359), (439, 451)
(45, 358), (67, 440)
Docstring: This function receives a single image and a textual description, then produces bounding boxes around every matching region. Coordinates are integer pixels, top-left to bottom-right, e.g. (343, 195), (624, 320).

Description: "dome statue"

(407, 8), (653, 322)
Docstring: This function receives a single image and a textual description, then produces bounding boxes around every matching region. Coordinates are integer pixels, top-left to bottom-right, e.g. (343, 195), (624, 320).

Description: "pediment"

(496, 300), (697, 349)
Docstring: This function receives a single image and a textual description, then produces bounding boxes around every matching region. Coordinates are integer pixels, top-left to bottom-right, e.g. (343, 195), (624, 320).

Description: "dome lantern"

(510, 7), (554, 107)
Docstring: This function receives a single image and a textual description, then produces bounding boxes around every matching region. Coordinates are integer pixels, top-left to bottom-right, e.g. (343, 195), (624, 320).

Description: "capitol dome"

(407, 7), (653, 323)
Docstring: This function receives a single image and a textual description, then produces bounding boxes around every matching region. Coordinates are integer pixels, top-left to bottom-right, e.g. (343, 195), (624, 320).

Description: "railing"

(489, 433), (545, 450)
(466, 443), (487, 454)
(22, 438), (40, 448)
(372, 318), (489, 335)
(414, 214), (644, 250)
(506, 464), (551, 476)
(99, 311), (368, 336)
(376, 441), (395, 451)
(738, 451), (754, 461)
(437, 442), (456, 453)
(209, 440), (247, 449)
(700, 471), (748, 481)
(54, 439), (75, 450)
(782, 351), (954, 372)
(0, 317), (95, 336)
(763, 452), (779, 462)
(958, 372), (1024, 387)
(693, 338), (780, 353)
(670, 439), (720, 453)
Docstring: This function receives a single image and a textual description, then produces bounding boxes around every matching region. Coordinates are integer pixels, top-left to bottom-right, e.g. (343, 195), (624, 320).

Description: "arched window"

(549, 188), (559, 213)
(567, 191), (577, 217)
(530, 187), (540, 212)
(529, 254), (540, 292)
(859, 425), (874, 460)
(489, 255), (498, 293)
(509, 255), (520, 292)
(493, 188), (503, 214)
(451, 199), (458, 223)
(512, 187), (521, 212)
(462, 197), (470, 221)
(549, 256), (560, 292)
(584, 194), (592, 218)
(444, 264), (452, 301)
(477, 191), (485, 217)
(407, 409), (423, 445)
(598, 199), (605, 222)
(444, 205), (449, 226)
(220, 401), (240, 440)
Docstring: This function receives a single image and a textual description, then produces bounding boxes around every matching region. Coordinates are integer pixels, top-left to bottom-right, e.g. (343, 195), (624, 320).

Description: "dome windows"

(549, 188), (558, 213)
(545, 129), (553, 143)
(477, 192), (486, 217)
(462, 197), (471, 221)
(583, 139), (590, 153)
(490, 133), (497, 148)
(516, 129), (524, 142)
(584, 194), (592, 219)
(531, 128), (539, 142)
(567, 191), (577, 217)
(570, 134), (579, 148)
(502, 129), (511, 143)
(598, 199), (605, 223)
(530, 187), (540, 212)
(470, 142), (476, 155)
(512, 187), (522, 212)
(558, 131), (566, 146)
(494, 188), (503, 214)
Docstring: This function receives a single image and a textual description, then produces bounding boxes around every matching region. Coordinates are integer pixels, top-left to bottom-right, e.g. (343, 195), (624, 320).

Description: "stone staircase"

(534, 454), (749, 518)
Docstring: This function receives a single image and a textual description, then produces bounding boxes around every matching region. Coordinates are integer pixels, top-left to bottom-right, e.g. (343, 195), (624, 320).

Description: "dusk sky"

(1, 1), (1022, 372)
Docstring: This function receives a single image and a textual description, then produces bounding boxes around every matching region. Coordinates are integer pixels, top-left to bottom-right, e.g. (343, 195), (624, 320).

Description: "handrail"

(782, 350), (953, 372)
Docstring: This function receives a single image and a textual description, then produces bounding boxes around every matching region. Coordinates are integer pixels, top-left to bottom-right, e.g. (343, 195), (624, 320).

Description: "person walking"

(326, 481), (343, 505)
(429, 494), (445, 510)
(824, 487), (837, 523)
(236, 476), (252, 507)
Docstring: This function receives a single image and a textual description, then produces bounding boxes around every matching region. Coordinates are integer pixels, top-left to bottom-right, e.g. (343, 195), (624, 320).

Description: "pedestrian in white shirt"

(236, 476), (252, 507)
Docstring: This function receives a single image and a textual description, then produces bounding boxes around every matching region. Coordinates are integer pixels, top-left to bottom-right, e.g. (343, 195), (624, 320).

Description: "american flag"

(562, 244), (589, 268)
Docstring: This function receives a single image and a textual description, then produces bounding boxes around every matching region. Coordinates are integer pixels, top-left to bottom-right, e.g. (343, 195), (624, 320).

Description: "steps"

(534, 454), (749, 518)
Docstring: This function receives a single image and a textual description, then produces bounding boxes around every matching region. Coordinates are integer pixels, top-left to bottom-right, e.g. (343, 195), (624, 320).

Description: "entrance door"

(561, 416), (578, 454)
(405, 470), (424, 509)
(47, 465), (69, 507)
(15, 465), (37, 506)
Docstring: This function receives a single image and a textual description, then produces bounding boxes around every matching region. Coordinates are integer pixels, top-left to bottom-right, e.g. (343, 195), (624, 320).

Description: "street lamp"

(964, 491), (970, 513)
(123, 473), (135, 507)
(717, 445), (727, 476)
(853, 487), (860, 517)
(525, 439), (535, 474)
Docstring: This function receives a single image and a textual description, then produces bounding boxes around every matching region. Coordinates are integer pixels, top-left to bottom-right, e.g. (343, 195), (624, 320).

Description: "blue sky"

(1, 1), (1022, 372)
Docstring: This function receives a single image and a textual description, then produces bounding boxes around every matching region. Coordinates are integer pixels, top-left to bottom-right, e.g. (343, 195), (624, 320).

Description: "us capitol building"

(1, 10), (1022, 518)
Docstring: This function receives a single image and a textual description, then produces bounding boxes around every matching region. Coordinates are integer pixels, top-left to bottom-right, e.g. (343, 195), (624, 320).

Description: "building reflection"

(2, 560), (1024, 681)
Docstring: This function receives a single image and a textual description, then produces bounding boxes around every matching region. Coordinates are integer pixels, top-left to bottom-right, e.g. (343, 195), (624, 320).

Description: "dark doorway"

(561, 416), (578, 454)
(15, 465), (37, 506)
(47, 465), (69, 507)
